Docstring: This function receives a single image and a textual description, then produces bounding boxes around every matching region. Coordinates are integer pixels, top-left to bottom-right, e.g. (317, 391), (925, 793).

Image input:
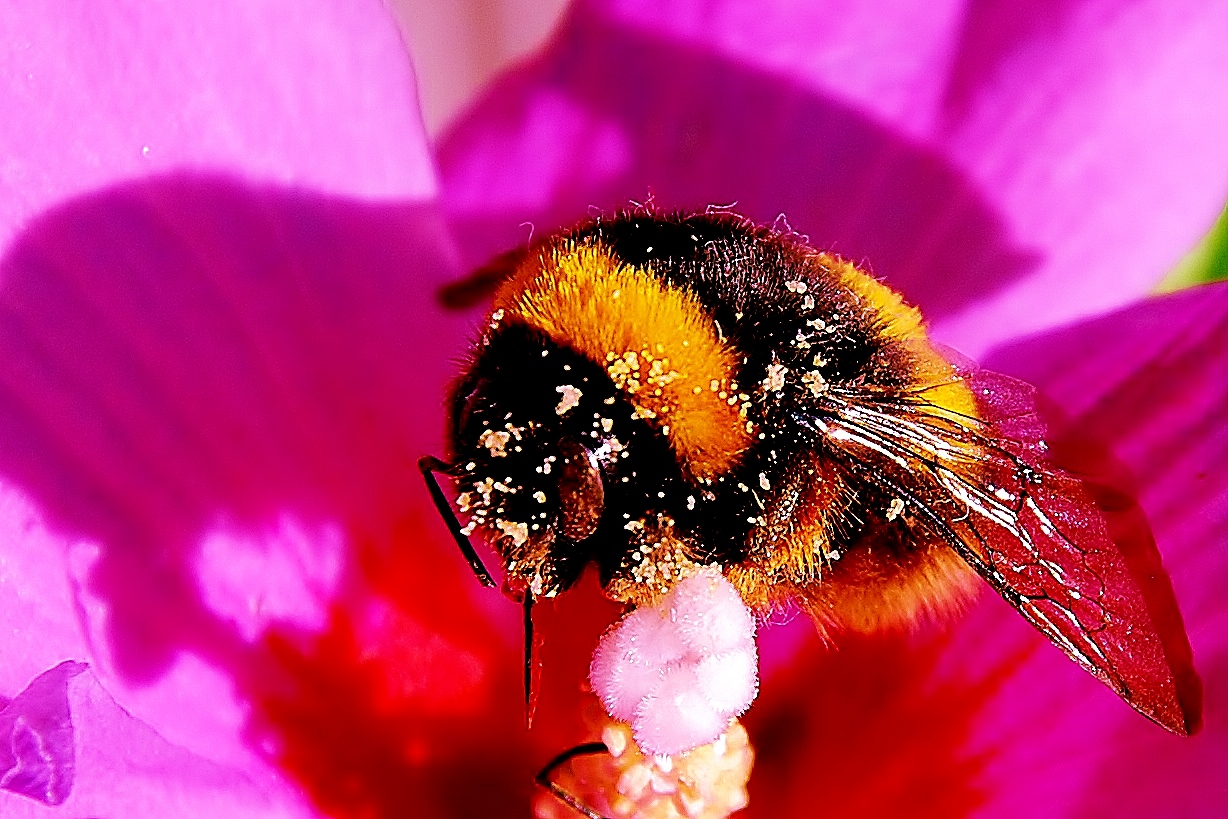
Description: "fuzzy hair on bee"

(424, 208), (1201, 742)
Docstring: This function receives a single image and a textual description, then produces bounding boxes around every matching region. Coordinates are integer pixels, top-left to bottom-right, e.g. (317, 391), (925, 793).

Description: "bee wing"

(810, 365), (1201, 735)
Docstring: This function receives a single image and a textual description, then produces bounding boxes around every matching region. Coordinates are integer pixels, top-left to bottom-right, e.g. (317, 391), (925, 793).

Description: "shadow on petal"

(0, 174), (459, 678)
(437, 5), (1040, 323)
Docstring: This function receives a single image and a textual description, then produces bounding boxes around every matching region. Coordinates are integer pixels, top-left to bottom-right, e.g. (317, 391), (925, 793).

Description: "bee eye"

(556, 437), (604, 540)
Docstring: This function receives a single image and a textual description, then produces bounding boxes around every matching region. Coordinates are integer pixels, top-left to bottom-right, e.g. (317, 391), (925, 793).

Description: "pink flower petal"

(0, 169), (614, 812)
(2, 0), (434, 253)
(436, 0), (1228, 355)
(0, 662), (84, 806)
(0, 484), (93, 700)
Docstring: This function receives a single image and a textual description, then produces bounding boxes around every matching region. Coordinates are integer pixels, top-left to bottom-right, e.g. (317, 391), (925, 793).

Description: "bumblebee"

(422, 209), (1199, 738)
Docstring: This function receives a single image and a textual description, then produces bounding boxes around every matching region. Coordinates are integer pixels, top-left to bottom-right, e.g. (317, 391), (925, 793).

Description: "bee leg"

(420, 456), (543, 727)
(418, 455), (497, 588)
(535, 742), (612, 819)
(525, 590), (538, 728)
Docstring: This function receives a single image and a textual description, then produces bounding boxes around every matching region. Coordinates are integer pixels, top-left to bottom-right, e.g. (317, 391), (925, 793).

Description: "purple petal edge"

(0, 664), (315, 818)
(0, 662), (86, 806)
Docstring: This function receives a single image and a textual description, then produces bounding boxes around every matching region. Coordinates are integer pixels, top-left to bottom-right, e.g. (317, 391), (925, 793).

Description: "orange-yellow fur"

(837, 257), (978, 420)
(808, 546), (981, 635)
(492, 240), (752, 480)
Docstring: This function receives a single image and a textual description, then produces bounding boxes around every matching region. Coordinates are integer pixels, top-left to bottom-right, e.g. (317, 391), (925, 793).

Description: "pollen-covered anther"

(533, 702), (753, 819)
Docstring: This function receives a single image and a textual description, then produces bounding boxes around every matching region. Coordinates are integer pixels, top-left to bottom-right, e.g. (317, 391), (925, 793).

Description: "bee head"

(447, 326), (671, 597)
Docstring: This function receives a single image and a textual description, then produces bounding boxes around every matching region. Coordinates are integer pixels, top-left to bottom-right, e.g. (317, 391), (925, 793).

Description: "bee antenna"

(535, 742), (612, 819)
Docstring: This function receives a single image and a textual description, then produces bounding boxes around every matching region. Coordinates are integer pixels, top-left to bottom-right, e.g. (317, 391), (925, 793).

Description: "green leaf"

(1159, 202), (1228, 292)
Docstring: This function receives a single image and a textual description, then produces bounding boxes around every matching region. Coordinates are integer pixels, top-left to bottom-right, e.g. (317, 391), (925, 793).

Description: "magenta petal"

(0, 664), (313, 817)
(438, 2), (1032, 319)
(0, 483), (93, 700)
(437, 0), (1228, 355)
(2, 0), (433, 251)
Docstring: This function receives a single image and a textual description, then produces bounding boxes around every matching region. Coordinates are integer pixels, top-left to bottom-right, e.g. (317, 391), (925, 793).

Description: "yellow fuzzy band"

(491, 240), (752, 480)
(836, 257), (978, 420)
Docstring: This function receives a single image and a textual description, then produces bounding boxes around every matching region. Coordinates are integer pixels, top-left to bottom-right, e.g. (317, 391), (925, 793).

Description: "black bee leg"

(420, 456), (544, 727)
(418, 455), (496, 588)
(535, 742), (612, 819)
(524, 589), (540, 728)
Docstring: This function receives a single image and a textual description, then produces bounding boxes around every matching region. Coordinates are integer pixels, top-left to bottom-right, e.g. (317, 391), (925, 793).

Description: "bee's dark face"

(449, 323), (695, 597)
